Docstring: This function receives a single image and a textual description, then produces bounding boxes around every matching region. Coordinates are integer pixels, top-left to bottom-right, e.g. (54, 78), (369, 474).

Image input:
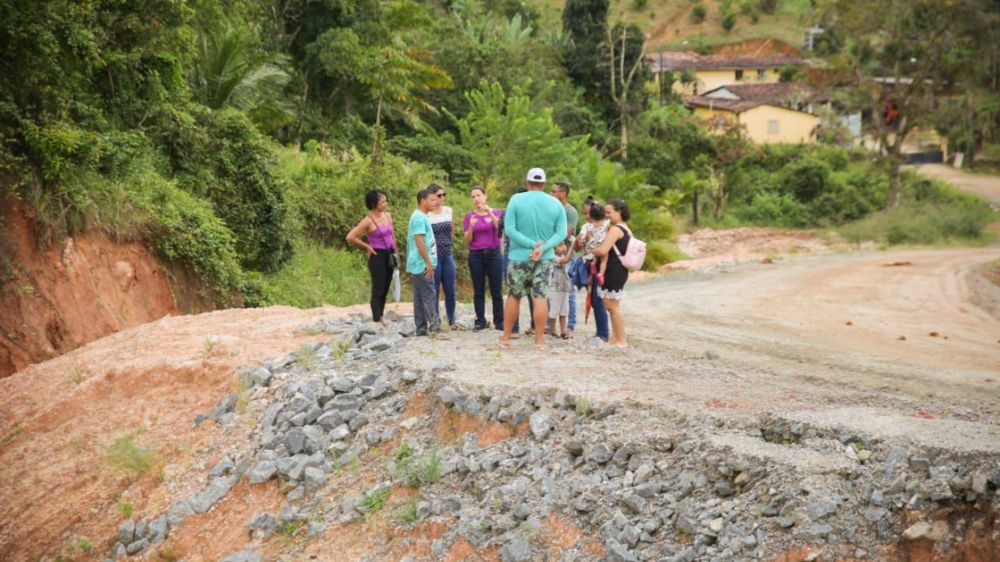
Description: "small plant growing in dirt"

(151, 545), (179, 562)
(576, 397), (591, 417)
(76, 538), (94, 553)
(276, 521), (303, 546)
(106, 435), (158, 478)
(420, 449), (443, 484)
(68, 364), (84, 385)
(232, 374), (250, 414)
(362, 487), (392, 513)
(202, 336), (218, 358)
(117, 499), (134, 518)
(295, 345), (317, 370)
(395, 497), (420, 523)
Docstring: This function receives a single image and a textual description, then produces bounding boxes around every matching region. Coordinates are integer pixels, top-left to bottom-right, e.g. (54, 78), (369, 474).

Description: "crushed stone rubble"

(104, 310), (1000, 561)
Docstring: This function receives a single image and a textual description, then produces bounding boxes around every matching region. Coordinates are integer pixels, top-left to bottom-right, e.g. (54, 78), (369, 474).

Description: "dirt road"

(912, 163), (1000, 206)
(407, 247), (1000, 460)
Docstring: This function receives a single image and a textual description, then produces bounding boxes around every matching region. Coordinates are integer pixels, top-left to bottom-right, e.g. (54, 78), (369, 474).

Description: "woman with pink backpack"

(591, 199), (642, 347)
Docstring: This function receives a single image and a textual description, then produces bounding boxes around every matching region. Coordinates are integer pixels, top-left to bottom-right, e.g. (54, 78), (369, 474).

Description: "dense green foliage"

(0, 0), (994, 310)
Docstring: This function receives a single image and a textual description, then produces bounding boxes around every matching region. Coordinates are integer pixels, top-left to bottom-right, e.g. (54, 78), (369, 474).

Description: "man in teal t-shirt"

(499, 167), (567, 348)
(407, 188), (441, 336)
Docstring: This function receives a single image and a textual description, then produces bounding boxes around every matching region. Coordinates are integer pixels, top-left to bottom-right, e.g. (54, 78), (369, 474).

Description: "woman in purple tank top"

(462, 186), (505, 331)
(346, 190), (397, 323)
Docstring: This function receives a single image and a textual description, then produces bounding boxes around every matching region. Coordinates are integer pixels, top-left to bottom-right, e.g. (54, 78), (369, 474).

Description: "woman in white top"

(426, 184), (457, 327)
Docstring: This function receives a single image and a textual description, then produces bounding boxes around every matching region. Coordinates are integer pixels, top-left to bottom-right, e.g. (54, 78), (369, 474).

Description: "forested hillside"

(1, 0), (997, 312)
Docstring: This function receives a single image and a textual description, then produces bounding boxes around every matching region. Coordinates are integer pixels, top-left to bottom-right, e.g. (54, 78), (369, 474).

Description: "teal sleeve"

(540, 204), (568, 253)
(503, 199), (535, 249)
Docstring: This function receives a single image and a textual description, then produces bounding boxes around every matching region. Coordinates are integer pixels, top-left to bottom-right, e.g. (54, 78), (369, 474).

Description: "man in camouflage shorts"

(499, 167), (567, 348)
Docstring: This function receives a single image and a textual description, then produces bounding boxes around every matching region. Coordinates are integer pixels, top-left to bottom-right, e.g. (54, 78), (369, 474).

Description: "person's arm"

(591, 226), (623, 258)
(538, 204), (568, 254)
(503, 201), (535, 249)
(346, 216), (374, 257)
(414, 234), (434, 279)
(462, 212), (475, 245)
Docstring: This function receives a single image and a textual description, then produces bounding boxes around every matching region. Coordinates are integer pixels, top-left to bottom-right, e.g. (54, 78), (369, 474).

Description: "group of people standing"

(346, 167), (633, 348)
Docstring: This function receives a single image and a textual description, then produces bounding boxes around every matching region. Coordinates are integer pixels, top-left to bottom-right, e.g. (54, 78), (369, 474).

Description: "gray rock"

(304, 466), (327, 489)
(587, 443), (614, 464)
(326, 395), (360, 413)
(501, 533), (531, 562)
(330, 377), (356, 393)
(118, 520), (135, 545)
(261, 402), (283, 429)
(125, 539), (149, 555)
(529, 410), (556, 441)
(402, 371), (420, 383)
(622, 494), (646, 514)
(167, 500), (193, 527)
(910, 456), (932, 475)
(210, 457), (235, 477)
(248, 512), (278, 539)
(367, 334), (403, 352)
(113, 542), (126, 558)
(284, 427), (307, 454)
(605, 539), (639, 562)
(676, 516), (697, 535)
(316, 411), (343, 430)
(287, 392), (313, 414)
(437, 386), (459, 406)
(806, 500), (838, 521)
(564, 440), (585, 456)
(189, 476), (236, 513)
(134, 519), (148, 540)
(148, 516), (169, 544)
(777, 516), (796, 529)
(634, 482), (662, 498)
(219, 550), (262, 562)
(328, 423), (351, 441)
(249, 460), (277, 484)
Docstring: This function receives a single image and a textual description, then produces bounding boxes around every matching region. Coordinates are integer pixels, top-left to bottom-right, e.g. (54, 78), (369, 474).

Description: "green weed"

(420, 449), (443, 484)
(295, 345), (317, 371)
(76, 538), (94, 553)
(395, 497), (420, 523)
(576, 397), (591, 417)
(118, 499), (134, 518)
(106, 435), (158, 478)
(202, 336), (218, 358)
(1, 424), (23, 446)
(361, 487), (392, 513)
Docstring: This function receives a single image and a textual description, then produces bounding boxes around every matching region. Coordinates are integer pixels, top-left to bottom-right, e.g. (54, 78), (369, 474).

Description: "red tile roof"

(647, 51), (804, 73)
(684, 83), (822, 114)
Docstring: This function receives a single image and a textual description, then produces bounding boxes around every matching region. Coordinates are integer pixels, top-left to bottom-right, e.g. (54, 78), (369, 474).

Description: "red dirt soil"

(0, 202), (202, 377)
(0, 301), (386, 561)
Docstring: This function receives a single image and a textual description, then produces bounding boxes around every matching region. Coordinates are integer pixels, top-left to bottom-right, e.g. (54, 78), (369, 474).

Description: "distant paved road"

(912, 163), (1000, 206)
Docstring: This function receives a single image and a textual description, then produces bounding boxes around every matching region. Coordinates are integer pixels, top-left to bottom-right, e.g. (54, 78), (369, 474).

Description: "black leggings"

(368, 249), (395, 322)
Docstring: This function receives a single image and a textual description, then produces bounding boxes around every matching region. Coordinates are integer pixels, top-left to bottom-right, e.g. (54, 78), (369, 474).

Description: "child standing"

(547, 243), (573, 339)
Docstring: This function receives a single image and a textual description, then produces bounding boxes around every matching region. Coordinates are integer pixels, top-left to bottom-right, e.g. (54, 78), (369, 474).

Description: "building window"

(757, 68), (766, 80)
(735, 69), (744, 81)
(768, 120), (780, 134)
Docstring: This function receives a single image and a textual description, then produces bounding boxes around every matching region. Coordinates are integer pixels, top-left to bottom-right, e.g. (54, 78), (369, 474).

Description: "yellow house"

(685, 83), (820, 144)
(648, 52), (804, 96)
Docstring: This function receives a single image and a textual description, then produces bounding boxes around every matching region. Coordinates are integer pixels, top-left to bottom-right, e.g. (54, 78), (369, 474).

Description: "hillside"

(529, 0), (818, 51)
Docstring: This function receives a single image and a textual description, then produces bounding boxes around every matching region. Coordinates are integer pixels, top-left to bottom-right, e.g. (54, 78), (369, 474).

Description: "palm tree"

(189, 24), (294, 132)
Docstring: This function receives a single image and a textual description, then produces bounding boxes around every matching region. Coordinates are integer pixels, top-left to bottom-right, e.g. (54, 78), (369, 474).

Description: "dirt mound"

(0, 302), (389, 561)
(664, 227), (847, 272)
(0, 202), (208, 377)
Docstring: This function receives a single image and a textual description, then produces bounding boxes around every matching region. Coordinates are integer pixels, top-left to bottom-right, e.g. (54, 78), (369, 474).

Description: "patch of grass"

(295, 345), (317, 371)
(262, 240), (370, 307)
(68, 364), (84, 385)
(361, 487), (392, 514)
(232, 373), (250, 414)
(1, 424), (23, 446)
(202, 336), (218, 358)
(839, 201), (993, 247)
(106, 435), (158, 478)
(76, 538), (94, 553)
(420, 449), (443, 484)
(395, 496), (420, 523)
(395, 441), (415, 463)
(118, 499), (134, 518)
(576, 396), (591, 417)
(151, 545), (179, 562)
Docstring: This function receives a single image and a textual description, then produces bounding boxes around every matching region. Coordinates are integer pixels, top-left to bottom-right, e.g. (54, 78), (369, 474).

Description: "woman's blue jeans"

(468, 248), (504, 330)
(590, 272), (609, 341)
(434, 254), (457, 326)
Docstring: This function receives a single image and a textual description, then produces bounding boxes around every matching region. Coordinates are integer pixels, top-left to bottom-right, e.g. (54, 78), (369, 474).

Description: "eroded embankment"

(49, 313), (1000, 562)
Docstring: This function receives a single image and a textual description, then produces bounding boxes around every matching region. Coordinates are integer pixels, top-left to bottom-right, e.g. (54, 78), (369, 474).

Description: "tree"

(446, 81), (588, 196)
(823, 0), (991, 207)
(189, 23), (294, 133)
(606, 23), (648, 160)
(562, 0), (611, 110)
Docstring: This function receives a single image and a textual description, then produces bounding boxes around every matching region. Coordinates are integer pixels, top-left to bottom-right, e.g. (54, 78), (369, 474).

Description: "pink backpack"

(612, 225), (647, 271)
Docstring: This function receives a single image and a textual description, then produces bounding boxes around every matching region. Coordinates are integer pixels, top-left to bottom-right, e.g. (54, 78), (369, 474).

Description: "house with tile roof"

(647, 51), (805, 96)
(683, 83), (824, 144)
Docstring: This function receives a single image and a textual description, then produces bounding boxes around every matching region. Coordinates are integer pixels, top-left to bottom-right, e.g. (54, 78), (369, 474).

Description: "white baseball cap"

(526, 167), (546, 183)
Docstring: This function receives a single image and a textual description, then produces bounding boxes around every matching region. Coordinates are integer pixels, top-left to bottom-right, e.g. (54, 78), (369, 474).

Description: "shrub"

(106, 435), (157, 478)
(632, 0), (648, 9)
(722, 13), (737, 32)
(691, 4), (708, 22)
(738, 191), (812, 227)
(757, 0), (779, 14)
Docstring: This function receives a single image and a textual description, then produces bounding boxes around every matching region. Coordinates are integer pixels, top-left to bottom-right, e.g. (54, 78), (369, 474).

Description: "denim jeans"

(568, 289), (577, 332)
(590, 273), (609, 341)
(468, 247), (504, 330)
(433, 254), (456, 325)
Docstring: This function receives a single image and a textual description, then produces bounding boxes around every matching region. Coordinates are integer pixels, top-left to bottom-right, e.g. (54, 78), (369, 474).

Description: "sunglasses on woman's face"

(437, 192), (446, 198)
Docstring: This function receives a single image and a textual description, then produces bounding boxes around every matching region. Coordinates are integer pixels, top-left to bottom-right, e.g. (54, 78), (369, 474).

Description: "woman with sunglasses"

(346, 189), (397, 323)
(462, 186), (504, 331)
(427, 183), (457, 328)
